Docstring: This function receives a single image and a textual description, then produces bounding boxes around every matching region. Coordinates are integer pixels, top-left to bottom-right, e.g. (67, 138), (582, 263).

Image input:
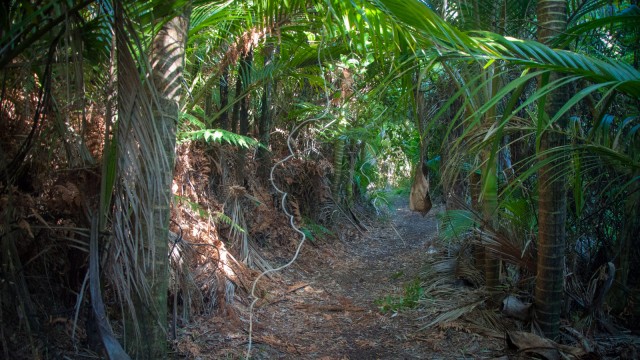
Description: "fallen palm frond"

(416, 236), (522, 338)
(422, 297), (486, 329)
(417, 242), (491, 327)
(224, 186), (273, 273)
(506, 330), (588, 359)
(565, 262), (617, 332)
(168, 231), (205, 324)
(438, 198), (537, 274)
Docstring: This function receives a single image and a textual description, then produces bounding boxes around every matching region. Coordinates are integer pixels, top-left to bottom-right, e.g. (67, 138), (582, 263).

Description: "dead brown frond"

(565, 262), (617, 333)
(223, 184), (274, 273)
(443, 196), (537, 275)
(417, 238), (517, 338)
(106, 5), (174, 346)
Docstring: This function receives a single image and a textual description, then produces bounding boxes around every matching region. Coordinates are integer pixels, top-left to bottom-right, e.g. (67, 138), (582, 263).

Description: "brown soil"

(177, 196), (504, 359)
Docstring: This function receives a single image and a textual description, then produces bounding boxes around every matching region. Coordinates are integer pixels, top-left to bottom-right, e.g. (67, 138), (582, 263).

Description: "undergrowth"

(300, 217), (333, 243)
(375, 278), (425, 313)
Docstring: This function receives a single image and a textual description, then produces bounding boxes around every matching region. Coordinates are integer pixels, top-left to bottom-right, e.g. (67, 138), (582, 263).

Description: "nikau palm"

(534, 0), (570, 340)
(2, 0), (640, 358)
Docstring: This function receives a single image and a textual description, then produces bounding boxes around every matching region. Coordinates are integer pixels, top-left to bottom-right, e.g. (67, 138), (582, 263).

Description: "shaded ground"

(178, 196), (503, 359)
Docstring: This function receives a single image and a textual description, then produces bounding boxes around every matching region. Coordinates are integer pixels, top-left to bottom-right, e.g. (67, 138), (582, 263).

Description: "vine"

(244, 27), (334, 359)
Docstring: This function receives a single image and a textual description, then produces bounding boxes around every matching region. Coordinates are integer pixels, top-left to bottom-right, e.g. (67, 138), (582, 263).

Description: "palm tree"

(143, 2), (190, 356)
(374, 0), (640, 335)
(534, 0), (569, 340)
(3, 1), (640, 357)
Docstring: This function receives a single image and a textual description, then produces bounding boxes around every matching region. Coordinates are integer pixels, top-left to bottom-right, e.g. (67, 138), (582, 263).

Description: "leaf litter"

(181, 197), (505, 359)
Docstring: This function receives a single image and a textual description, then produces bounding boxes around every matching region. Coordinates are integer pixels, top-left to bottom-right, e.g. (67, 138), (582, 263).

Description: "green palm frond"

(174, 195), (247, 235)
(438, 202), (537, 272)
(189, 0), (236, 36)
(567, 0), (612, 26)
(439, 209), (477, 243)
(474, 33), (640, 96)
(373, 0), (640, 99)
(558, 5), (640, 48)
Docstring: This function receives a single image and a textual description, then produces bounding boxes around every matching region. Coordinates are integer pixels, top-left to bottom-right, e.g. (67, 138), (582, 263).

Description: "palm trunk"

(219, 65), (229, 130)
(331, 139), (345, 199)
(535, 0), (569, 340)
(134, 5), (189, 358)
(231, 70), (241, 133)
(237, 46), (253, 184)
(258, 44), (275, 182)
(239, 47), (253, 136)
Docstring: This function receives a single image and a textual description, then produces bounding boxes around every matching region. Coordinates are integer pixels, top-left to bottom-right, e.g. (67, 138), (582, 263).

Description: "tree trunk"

(132, 5), (189, 358)
(231, 70), (241, 133)
(535, 0), (569, 340)
(258, 44), (275, 182)
(331, 139), (345, 199)
(239, 47), (253, 136)
(219, 65), (229, 130)
(236, 46), (253, 184)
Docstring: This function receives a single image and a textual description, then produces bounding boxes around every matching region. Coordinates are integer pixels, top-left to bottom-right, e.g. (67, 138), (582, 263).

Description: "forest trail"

(183, 196), (501, 359)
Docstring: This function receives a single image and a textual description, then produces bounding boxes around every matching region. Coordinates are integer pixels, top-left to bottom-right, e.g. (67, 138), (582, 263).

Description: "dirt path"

(184, 196), (499, 359)
(249, 197), (442, 359)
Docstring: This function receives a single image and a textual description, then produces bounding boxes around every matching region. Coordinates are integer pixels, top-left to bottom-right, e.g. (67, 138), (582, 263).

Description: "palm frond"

(558, 6), (640, 48)
(423, 298), (486, 329)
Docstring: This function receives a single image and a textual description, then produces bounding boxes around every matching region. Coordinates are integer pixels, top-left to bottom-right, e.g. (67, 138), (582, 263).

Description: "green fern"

(174, 195), (246, 234)
(300, 218), (334, 243)
(178, 128), (261, 148)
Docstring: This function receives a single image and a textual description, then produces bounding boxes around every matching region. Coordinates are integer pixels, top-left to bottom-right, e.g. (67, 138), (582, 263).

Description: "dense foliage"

(1, 0), (638, 358)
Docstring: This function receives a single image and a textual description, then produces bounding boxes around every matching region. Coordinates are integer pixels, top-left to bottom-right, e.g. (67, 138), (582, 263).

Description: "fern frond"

(178, 128), (261, 148)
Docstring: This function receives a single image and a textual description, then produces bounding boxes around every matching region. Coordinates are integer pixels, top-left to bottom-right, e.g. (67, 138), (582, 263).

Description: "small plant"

(300, 218), (334, 243)
(375, 279), (425, 313)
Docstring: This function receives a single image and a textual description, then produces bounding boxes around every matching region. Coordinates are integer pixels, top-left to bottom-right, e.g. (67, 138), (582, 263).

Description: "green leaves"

(376, 279), (425, 313)
(178, 109), (261, 148)
(474, 32), (640, 98)
(179, 128), (261, 148)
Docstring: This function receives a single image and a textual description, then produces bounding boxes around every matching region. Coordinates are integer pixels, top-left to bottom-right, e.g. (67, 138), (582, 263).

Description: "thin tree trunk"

(205, 88), (213, 125)
(258, 44), (275, 182)
(231, 70), (241, 133)
(535, 0), (569, 339)
(346, 142), (355, 204)
(237, 46), (252, 184)
(331, 139), (345, 199)
(219, 65), (229, 130)
(215, 64), (230, 196)
(239, 47), (252, 137)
